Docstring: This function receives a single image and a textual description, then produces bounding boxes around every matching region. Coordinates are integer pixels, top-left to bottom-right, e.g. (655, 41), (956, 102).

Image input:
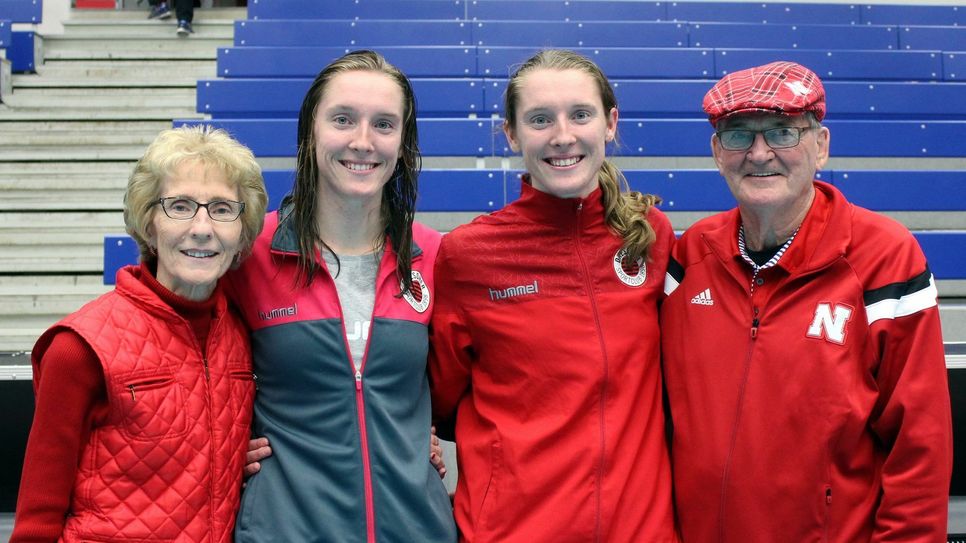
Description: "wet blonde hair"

(124, 125), (268, 264)
(504, 49), (660, 263)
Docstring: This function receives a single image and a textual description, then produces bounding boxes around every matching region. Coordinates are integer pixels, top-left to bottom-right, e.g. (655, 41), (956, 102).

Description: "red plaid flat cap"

(703, 61), (826, 125)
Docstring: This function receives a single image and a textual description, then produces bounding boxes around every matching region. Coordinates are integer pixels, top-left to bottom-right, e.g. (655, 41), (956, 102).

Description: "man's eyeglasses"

(716, 126), (815, 151)
(157, 197), (245, 222)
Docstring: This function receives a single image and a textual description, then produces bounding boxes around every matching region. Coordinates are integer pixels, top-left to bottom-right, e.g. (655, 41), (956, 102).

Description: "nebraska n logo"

(806, 303), (854, 345)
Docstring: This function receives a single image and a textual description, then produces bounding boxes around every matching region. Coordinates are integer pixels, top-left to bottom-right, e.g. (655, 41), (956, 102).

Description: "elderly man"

(662, 61), (952, 542)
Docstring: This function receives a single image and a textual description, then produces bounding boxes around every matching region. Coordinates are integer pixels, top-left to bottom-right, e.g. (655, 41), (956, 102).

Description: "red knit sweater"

(11, 263), (217, 542)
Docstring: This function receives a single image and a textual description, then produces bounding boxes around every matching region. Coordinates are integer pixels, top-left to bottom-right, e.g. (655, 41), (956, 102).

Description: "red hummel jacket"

(430, 180), (678, 543)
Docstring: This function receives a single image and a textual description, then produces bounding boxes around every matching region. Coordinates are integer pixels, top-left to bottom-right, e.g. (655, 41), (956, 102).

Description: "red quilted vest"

(31, 265), (254, 543)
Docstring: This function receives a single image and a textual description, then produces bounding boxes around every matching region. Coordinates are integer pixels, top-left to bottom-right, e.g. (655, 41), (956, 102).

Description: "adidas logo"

(690, 288), (714, 306)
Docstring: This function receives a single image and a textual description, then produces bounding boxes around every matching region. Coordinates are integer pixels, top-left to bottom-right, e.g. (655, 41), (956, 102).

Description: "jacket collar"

(269, 203), (424, 259)
(511, 174), (607, 233)
(703, 181), (851, 278)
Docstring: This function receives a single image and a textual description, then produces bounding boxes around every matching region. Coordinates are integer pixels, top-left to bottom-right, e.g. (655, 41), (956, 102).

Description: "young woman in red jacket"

(428, 49), (679, 542)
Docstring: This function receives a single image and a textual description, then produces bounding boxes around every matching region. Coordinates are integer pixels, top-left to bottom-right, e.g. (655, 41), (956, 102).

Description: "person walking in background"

(662, 61), (952, 542)
(147, 0), (195, 36)
(229, 50), (456, 543)
(11, 126), (268, 542)
(429, 49), (678, 542)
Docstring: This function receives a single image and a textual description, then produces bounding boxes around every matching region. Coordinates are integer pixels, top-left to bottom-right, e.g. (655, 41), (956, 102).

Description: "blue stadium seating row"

(216, 46), (956, 82)
(245, 1), (966, 27)
(234, 20), (966, 53)
(0, 19), (10, 48)
(198, 77), (966, 121)
(174, 118), (966, 158)
(0, 0), (41, 24)
(100, 168), (966, 284)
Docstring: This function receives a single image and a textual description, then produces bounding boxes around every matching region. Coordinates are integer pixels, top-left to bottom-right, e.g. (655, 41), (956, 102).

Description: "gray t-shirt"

(322, 249), (379, 372)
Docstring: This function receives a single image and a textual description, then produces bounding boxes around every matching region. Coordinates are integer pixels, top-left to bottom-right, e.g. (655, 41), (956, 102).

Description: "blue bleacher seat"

(247, 0), (465, 21)
(824, 120), (966, 157)
(418, 169), (506, 212)
(859, 4), (966, 27)
(198, 78), (487, 118)
(666, 2), (860, 25)
(103, 234), (141, 286)
(831, 171), (966, 212)
(629, 170), (734, 211)
(234, 20), (473, 47)
(217, 46), (477, 78)
(0, 19), (10, 48)
(898, 26), (966, 52)
(0, 0), (41, 23)
(175, 118), (496, 157)
(914, 232), (966, 280)
(479, 47), (715, 79)
(822, 81), (966, 120)
(467, 1), (666, 22)
(9, 30), (34, 72)
(715, 49), (945, 81)
(262, 169), (293, 211)
(945, 52), (966, 81)
(471, 21), (688, 48)
(689, 22), (898, 51)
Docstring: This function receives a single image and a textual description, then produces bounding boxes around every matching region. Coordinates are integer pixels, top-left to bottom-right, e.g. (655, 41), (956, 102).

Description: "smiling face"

(504, 68), (618, 199)
(148, 160), (243, 301)
(712, 112), (829, 220)
(312, 70), (405, 209)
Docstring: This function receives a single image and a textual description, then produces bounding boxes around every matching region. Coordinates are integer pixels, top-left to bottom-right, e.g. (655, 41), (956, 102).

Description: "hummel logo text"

(690, 289), (714, 306)
(258, 303), (297, 321)
(489, 280), (539, 301)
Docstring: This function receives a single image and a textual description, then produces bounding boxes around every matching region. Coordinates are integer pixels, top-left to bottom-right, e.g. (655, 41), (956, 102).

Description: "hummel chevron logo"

(690, 288), (714, 306)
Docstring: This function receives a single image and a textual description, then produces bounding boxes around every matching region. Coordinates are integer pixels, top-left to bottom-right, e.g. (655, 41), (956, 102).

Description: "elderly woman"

(11, 126), (268, 542)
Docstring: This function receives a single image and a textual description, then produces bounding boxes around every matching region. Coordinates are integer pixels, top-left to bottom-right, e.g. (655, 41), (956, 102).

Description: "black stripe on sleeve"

(863, 266), (932, 306)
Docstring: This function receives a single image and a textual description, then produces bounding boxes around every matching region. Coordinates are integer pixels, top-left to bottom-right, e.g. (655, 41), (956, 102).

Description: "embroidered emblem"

(614, 248), (646, 287)
(690, 288), (714, 306)
(402, 271), (430, 313)
(805, 303), (854, 345)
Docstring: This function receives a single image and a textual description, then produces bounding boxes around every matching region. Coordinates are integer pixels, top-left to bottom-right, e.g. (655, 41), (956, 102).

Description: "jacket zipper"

(718, 295), (759, 542)
(334, 252), (399, 543)
(573, 201), (608, 543)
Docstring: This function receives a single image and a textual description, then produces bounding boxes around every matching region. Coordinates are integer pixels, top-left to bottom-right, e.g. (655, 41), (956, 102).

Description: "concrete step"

(0, 162), (135, 179)
(0, 131), (162, 146)
(0, 289), (111, 317)
(60, 20), (235, 39)
(10, 60), (212, 87)
(0, 105), (202, 121)
(0, 172), (129, 211)
(2, 88), (196, 108)
(0, 120), (170, 133)
(0, 211), (123, 273)
(0, 144), (160, 160)
(43, 35), (230, 60)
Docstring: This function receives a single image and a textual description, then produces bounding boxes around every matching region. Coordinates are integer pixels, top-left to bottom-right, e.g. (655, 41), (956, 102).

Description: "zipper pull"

(355, 369), (362, 391)
(203, 358), (210, 381)
(252, 372), (259, 391)
(750, 318), (759, 338)
(826, 488), (832, 505)
(129, 385), (136, 402)
(576, 202), (583, 212)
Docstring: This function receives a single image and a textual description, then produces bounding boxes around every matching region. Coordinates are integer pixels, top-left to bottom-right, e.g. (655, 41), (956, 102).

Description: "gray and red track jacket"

(228, 208), (456, 543)
(662, 181), (952, 542)
(430, 180), (678, 542)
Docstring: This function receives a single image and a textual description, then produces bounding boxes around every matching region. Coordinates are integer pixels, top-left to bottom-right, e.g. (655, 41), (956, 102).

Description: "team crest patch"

(613, 248), (646, 287)
(402, 270), (431, 313)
